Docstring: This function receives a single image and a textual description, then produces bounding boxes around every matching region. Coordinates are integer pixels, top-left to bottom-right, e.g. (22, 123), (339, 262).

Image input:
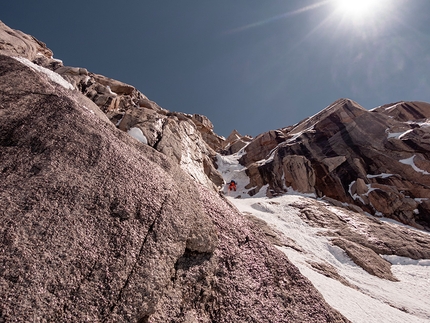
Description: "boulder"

(331, 238), (398, 281)
(280, 155), (316, 193)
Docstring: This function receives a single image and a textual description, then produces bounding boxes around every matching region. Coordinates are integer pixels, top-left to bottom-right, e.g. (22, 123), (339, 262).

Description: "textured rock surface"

(0, 54), (350, 322)
(0, 21), (53, 61)
(240, 99), (430, 229)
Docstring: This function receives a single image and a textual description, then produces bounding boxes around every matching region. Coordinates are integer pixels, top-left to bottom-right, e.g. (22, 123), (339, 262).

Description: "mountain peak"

(289, 98), (367, 135)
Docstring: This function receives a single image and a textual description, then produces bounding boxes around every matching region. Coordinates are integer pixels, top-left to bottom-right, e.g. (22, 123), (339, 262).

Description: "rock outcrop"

(0, 21), (53, 62)
(61, 66), (225, 191)
(0, 26), (349, 322)
(220, 129), (252, 155)
(0, 21), (225, 192)
(239, 99), (430, 230)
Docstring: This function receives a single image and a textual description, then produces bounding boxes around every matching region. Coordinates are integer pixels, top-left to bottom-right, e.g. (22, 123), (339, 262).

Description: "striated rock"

(0, 21), (53, 61)
(0, 54), (349, 323)
(239, 98), (430, 229)
(374, 101), (430, 122)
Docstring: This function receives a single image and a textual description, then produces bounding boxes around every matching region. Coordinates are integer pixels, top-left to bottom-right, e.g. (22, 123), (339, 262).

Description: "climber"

(228, 180), (237, 192)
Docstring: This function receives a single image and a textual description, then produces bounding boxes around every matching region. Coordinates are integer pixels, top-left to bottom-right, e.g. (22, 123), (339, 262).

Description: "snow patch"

(82, 106), (95, 115)
(387, 129), (413, 139)
(13, 56), (74, 90)
(415, 198), (429, 203)
(230, 194), (430, 322)
(115, 113), (125, 126)
(216, 153), (252, 196)
(384, 103), (402, 111)
(399, 155), (430, 175)
(106, 85), (117, 96)
(127, 127), (147, 144)
(367, 173), (394, 179)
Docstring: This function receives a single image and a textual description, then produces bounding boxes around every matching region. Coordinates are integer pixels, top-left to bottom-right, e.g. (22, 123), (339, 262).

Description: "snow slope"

(217, 152), (430, 323)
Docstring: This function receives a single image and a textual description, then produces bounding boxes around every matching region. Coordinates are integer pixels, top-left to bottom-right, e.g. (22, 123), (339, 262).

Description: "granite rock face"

(0, 49), (349, 322)
(239, 99), (430, 230)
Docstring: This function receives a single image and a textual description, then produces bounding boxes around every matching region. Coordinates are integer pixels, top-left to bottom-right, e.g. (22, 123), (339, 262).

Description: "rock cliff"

(239, 98), (430, 230)
(0, 23), (349, 322)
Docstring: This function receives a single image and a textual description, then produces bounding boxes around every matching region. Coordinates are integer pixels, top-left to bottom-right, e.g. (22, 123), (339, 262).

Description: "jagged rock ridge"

(239, 98), (430, 230)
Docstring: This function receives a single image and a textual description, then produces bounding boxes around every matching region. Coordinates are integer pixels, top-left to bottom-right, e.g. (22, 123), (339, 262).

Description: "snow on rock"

(237, 98), (430, 229)
(228, 194), (430, 323)
(13, 56), (74, 90)
(399, 155), (430, 175)
(386, 129), (414, 139)
(127, 127), (148, 144)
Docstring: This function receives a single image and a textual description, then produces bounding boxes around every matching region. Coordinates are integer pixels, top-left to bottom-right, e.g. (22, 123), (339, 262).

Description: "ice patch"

(382, 255), (430, 266)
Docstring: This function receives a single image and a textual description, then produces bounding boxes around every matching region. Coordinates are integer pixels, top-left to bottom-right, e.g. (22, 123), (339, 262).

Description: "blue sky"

(2, 0), (430, 137)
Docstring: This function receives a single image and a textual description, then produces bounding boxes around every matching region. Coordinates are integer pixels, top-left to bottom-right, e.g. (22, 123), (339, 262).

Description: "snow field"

(218, 151), (430, 323)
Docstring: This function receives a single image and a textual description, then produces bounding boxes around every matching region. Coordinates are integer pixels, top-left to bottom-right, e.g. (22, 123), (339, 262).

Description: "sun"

(335, 0), (378, 17)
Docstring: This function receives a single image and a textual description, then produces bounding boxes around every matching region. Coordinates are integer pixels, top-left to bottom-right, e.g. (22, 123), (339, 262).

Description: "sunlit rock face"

(0, 21), (224, 192)
(62, 67), (225, 191)
(0, 52), (350, 322)
(0, 21), (53, 61)
(240, 99), (430, 230)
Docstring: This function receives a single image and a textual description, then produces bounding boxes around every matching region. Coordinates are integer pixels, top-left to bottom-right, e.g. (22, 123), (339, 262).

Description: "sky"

(2, 0), (430, 137)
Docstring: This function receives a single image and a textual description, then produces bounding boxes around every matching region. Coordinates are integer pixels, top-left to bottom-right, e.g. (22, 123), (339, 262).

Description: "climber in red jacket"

(228, 180), (237, 192)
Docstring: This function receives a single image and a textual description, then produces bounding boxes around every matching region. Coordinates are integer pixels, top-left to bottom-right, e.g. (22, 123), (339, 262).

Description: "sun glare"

(335, 0), (378, 17)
